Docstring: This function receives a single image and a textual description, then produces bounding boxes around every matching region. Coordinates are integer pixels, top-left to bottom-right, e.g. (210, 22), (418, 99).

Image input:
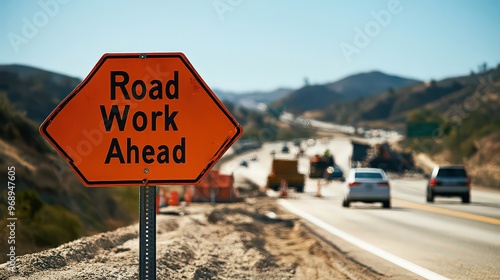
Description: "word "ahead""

(100, 71), (185, 165)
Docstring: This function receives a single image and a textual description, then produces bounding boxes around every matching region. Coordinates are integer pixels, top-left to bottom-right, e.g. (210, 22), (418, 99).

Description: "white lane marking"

(279, 200), (449, 280)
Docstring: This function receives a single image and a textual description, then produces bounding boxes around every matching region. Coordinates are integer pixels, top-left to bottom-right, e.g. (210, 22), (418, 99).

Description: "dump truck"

(267, 159), (305, 192)
(367, 143), (414, 172)
(351, 140), (371, 167)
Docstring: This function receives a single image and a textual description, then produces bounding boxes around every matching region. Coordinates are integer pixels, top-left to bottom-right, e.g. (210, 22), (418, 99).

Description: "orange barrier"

(169, 191), (180, 206)
(191, 171), (238, 202)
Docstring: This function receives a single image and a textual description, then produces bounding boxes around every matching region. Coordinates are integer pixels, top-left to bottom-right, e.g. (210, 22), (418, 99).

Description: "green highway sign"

(406, 122), (439, 138)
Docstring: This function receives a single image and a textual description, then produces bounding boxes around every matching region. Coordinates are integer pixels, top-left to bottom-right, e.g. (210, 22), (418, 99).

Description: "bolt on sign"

(40, 53), (242, 186)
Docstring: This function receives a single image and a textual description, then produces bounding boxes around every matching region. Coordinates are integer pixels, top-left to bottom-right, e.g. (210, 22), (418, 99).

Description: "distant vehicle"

(297, 148), (305, 157)
(281, 145), (290, 153)
(342, 168), (391, 208)
(325, 165), (344, 181)
(293, 139), (301, 147)
(239, 160), (248, 167)
(426, 165), (470, 203)
(233, 140), (262, 154)
(250, 154), (258, 161)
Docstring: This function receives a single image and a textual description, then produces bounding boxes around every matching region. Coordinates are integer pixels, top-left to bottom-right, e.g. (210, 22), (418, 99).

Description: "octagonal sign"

(40, 53), (242, 187)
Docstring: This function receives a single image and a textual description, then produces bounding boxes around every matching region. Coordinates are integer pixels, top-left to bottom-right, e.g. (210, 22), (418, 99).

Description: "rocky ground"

(0, 197), (382, 280)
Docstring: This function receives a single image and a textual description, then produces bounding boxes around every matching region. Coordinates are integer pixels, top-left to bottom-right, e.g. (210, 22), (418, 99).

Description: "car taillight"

(429, 178), (436, 187)
(466, 178), (471, 187)
(348, 182), (360, 187)
(378, 182), (390, 187)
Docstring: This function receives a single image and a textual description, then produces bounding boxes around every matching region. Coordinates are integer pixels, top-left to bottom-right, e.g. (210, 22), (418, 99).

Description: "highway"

(220, 137), (500, 279)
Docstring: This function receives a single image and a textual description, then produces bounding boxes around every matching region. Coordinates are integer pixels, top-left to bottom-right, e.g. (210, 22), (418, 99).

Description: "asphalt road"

(220, 137), (500, 280)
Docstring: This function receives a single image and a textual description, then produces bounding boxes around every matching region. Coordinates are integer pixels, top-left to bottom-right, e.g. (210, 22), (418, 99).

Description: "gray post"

(139, 184), (156, 280)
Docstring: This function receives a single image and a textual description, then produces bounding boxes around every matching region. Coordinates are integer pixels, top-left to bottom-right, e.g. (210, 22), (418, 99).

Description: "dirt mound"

(1, 198), (382, 279)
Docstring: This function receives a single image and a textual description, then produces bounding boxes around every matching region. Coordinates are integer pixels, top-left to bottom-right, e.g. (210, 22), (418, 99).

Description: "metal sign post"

(139, 181), (156, 280)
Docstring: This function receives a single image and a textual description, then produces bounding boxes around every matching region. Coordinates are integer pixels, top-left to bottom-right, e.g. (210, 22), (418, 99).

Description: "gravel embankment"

(1, 198), (382, 280)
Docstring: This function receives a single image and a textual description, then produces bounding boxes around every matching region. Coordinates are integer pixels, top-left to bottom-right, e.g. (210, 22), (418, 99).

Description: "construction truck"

(267, 159), (305, 193)
(309, 154), (345, 181)
(367, 143), (414, 172)
(351, 140), (371, 167)
(309, 151), (335, 178)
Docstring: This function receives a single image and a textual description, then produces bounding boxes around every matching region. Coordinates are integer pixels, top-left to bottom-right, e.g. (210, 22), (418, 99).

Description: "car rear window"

(437, 168), (467, 177)
(355, 172), (383, 179)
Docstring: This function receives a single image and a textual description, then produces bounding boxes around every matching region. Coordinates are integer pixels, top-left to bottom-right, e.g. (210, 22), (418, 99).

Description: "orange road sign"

(40, 53), (242, 187)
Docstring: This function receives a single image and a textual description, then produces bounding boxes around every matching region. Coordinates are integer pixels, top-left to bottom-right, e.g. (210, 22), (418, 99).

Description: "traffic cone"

(169, 191), (180, 206)
(184, 187), (192, 205)
(279, 179), (288, 198)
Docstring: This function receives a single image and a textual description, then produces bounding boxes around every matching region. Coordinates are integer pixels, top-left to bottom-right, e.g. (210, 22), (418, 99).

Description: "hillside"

(0, 64), (81, 123)
(326, 70), (421, 100)
(272, 71), (421, 114)
(0, 94), (139, 262)
(214, 87), (292, 110)
(319, 67), (499, 127)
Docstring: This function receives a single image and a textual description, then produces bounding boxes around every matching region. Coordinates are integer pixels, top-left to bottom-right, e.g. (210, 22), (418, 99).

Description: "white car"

(342, 168), (391, 208)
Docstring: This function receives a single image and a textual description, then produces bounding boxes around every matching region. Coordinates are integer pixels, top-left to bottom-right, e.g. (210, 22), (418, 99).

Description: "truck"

(367, 143), (414, 172)
(309, 153), (344, 181)
(309, 154), (334, 178)
(351, 140), (371, 167)
(267, 159), (305, 193)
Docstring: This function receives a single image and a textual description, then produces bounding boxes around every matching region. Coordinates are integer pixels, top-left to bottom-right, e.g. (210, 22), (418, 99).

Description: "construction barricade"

(190, 171), (239, 203)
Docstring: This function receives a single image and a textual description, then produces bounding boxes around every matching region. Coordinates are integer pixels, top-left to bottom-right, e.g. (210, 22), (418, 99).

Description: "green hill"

(0, 64), (81, 123)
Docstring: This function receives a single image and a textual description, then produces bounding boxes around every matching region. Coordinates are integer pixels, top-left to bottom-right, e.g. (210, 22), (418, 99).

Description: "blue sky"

(1, 0), (499, 92)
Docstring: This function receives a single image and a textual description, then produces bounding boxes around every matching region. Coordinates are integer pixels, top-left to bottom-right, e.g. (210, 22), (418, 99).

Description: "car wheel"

(382, 201), (391, 209)
(342, 199), (350, 208)
(269, 185), (279, 191)
(462, 194), (470, 204)
(426, 190), (434, 203)
(296, 186), (304, 193)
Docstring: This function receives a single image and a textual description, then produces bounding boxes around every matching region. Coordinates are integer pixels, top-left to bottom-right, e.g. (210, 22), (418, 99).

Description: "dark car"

(426, 165), (470, 203)
(293, 139), (301, 147)
(325, 165), (344, 181)
(281, 145), (290, 153)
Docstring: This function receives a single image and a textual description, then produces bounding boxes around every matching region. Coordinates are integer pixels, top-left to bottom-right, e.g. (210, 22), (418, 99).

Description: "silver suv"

(426, 165), (470, 203)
